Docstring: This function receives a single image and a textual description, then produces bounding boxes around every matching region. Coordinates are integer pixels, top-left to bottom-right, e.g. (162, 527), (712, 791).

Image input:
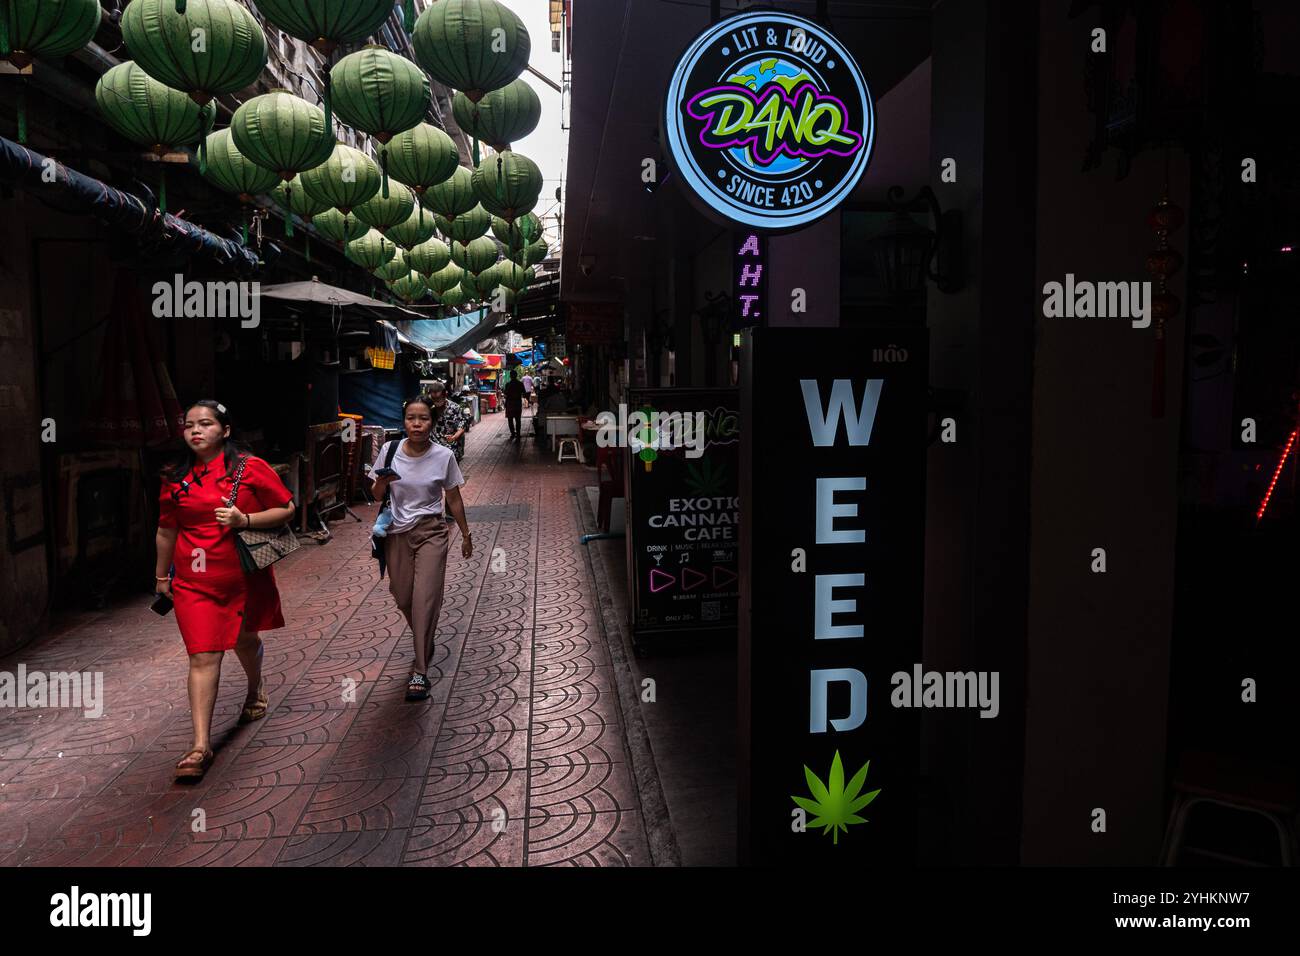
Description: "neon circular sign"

(665, 11), (874, 232)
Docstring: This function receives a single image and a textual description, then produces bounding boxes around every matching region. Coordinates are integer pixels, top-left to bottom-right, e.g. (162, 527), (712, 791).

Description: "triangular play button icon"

(649, 568), (676, 593)
(681, 567), (708, 591)
(712, 565), (738, 589)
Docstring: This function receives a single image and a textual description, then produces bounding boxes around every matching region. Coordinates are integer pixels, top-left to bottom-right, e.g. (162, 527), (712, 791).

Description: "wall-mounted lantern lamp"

(866, 185), (964, 298)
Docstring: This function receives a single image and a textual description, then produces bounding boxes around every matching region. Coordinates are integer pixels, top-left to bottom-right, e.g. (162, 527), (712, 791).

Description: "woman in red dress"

(154, 400), (296, 779)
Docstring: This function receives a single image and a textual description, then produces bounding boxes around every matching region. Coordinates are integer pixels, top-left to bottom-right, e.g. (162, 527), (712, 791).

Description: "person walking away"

(156, 400), (296, 779)
(522, 371), (535, 409)
(369, 396), (473, 701)
(503, 372), (525, 442)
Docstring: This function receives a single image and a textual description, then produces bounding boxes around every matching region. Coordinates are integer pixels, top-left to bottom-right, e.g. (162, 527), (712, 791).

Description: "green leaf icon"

(790, 751), (880, 845)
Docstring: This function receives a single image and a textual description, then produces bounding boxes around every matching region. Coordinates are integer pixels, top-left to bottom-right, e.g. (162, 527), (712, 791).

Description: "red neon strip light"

(1255, 428), (1298, 521)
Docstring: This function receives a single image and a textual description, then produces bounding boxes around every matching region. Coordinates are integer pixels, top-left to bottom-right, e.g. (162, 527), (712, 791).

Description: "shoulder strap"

(226, 456), (250, 508)
(380, 441), (399, 509)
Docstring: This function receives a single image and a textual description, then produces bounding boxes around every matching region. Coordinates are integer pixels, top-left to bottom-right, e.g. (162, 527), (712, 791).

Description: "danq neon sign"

(665, 11), (874, 231)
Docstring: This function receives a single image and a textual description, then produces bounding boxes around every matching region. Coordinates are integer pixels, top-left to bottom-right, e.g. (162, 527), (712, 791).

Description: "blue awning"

(396, 309), (509, 358)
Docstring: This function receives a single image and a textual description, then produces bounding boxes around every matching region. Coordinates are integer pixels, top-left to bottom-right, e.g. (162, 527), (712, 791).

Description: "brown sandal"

(238, 680), (268, 724)
(175, 747), (214, 780)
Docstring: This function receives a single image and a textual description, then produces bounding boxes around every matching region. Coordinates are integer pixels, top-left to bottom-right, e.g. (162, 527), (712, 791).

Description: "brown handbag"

(227, 456), (300, 573)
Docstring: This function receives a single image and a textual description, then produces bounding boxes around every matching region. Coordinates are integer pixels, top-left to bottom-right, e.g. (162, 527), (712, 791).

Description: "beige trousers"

(384, 514), (449, 673)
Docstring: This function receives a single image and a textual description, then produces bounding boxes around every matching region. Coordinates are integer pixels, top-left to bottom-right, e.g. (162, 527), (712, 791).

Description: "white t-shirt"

(522, 375), (534, 393)
(377, 440), (465, 533)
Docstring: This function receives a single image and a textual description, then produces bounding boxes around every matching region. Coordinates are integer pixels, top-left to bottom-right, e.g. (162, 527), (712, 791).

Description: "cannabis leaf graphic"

(790, 751), (880, 845)
(684, 457), (729, 496)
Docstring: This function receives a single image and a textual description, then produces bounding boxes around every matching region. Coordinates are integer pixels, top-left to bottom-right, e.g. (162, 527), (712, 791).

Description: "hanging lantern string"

(198, 109), (213, 175)
(284, 182), (294, 237)
(381, 147), (390, 199)
(322, 46), (339, 132)
(17, 76), (28, 145)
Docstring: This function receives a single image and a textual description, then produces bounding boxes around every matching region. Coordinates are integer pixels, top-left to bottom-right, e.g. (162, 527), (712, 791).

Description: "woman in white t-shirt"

(370, 396), (474, 701)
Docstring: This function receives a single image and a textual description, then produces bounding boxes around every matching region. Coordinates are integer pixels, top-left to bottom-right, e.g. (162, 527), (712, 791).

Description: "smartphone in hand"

(151, 593), (174, 616)
(374, 467), (401, 479)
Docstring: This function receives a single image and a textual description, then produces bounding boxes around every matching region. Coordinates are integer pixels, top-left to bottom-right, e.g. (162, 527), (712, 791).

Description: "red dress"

(159, 455), (292, 654)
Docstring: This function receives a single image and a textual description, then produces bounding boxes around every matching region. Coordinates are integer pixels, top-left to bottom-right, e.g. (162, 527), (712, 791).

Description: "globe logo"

(723, 57), (828, 177)
(665, 11), (874, 231)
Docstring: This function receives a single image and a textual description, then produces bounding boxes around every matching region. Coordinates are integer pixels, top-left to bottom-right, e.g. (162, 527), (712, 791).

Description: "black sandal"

(406, 673), (430, 702)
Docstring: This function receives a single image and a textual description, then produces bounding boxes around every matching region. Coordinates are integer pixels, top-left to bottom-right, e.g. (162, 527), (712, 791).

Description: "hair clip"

(216, 403), (227, 414)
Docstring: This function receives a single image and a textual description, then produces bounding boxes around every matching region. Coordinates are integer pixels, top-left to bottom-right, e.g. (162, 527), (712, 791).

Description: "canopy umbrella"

(258, 277), (408, 308)
(454, 349), (485, 364)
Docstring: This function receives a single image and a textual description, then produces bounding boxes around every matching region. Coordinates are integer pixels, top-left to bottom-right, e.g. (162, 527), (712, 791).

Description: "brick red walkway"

(0, 411), (650, 866)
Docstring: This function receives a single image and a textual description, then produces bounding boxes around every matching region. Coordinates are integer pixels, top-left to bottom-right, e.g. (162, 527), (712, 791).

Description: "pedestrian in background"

(503, 371), (525, 442)
(155, 400), (296, 779)
(369, 396), (473, 701)
(522, 371), (535, 409)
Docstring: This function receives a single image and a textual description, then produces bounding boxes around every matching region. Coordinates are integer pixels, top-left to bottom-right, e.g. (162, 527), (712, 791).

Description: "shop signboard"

(664, 10), (875, 232)
(625, 387), (741, 637)
(732, 230), (768, 329)
(739, 327), (926, 864)
(567, 302), (622, 346)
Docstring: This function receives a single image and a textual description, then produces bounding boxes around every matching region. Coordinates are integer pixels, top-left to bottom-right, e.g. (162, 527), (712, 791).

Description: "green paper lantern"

(507, 237), (548, 268)
(231, 91), (335, 181)
(387, 206), (437, 249)
(95, 61), (215, 154)
(313, 207), (368, 243)
(373, 258), (410, 282)
(472, 151), (542, 223)
(386, 123), (460, 198)
(354, 179), (416, 231)
(250, 0), (394, 54)
(424, 261), (464, 295)
(202, 128), (281, 201)
(492, 212), (541, 249)
(452, 78), (541, 151)
(299, 143), (381, 214)
(470, 265), (502, 299)
(272, 173), (331, 219)
(331, 44), (429, 196)
(1, 0), (102, 69)
(421, 165), (476, 220)
(412, 0), (530, 103)
(405, 237), (452, 277)
(388, 270), (428, 303)
(121, 0), (267, 105)
(437, 283), (471, 307)
(435, 204), (490, 245)
(493, 259), (529, 292)
(487, 287), (517, 312)
(450, 235), (498, 274)
(345, 228), (399, 269)
(472, 269), (515, 310)
(331, 46), (429, 144)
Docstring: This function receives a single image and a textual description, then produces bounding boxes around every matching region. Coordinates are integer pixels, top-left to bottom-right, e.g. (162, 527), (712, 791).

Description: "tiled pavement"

(0, 411), (651, 866)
